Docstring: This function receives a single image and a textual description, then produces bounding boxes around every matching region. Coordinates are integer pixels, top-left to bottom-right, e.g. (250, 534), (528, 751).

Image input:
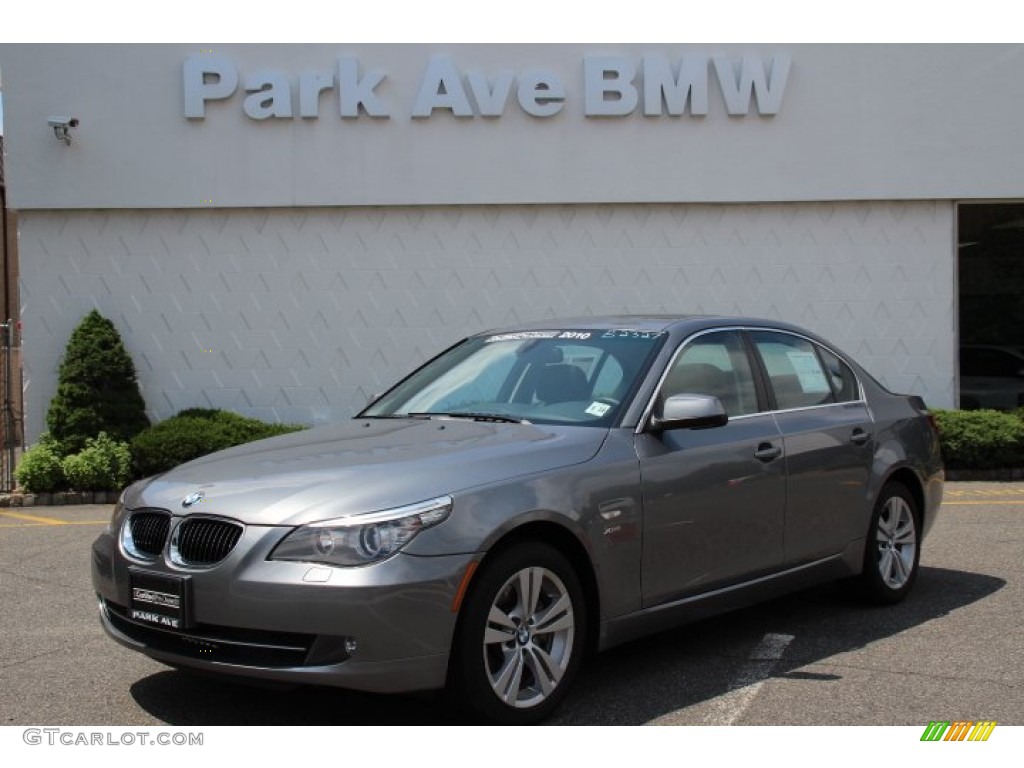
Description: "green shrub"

(15, 434), (67, 493)
(46, 309), (150, 456)
(61, 433), (133, 492)
(131, 409), (305, 478)
(933, 409), (1024, 470)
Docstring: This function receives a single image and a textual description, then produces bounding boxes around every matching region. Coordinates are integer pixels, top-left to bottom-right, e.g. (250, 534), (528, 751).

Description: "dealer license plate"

(128, 569), (191, 630)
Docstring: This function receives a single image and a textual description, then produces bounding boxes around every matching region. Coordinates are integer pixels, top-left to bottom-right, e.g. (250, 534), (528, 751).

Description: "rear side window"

(750, 331), (836, 410)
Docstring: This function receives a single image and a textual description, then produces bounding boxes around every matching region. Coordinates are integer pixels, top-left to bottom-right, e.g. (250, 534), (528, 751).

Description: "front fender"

(403, 429), (645, 621)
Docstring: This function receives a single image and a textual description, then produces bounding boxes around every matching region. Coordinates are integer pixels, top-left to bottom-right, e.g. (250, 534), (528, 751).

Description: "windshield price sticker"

(485, 329), (661, 343)
(485, 331), (561, 343)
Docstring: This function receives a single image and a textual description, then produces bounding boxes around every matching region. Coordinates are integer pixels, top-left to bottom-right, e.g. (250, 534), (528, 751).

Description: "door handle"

(851, 428), (871, 446)
(754, 443), (783, 461)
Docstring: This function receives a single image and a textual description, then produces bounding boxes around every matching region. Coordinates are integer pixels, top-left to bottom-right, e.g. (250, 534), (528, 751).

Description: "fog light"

(344, 637), (358, 654)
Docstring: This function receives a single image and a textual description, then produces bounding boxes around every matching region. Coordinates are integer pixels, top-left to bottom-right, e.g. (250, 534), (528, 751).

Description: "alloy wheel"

(875, 494), (917, 589)
(482, 566), (575, 708)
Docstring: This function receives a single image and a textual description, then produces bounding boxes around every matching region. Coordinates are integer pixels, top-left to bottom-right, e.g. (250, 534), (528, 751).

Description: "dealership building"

(0, 44), (1022, 442)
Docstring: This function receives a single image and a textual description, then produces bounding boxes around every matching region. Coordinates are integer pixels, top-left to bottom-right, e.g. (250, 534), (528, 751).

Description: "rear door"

(748, 330), (874, 564)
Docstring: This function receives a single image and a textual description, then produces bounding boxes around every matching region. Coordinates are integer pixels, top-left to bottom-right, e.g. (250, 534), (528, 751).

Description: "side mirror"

(650, 394), (728, 432)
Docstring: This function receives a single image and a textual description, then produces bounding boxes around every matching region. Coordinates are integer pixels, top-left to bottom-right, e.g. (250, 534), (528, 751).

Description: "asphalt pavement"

(0, 482), (1021, 726)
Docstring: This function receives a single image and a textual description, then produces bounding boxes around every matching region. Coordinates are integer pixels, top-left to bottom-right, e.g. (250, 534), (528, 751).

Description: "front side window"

(660, 331), (760, 417)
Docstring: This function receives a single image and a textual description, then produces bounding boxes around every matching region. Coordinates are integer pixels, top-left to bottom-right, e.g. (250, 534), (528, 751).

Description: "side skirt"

(598, 541), (863, 652)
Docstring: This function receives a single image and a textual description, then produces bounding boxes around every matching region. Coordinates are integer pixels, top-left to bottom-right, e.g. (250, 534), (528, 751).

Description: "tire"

(451, 542), (586, 725)
(856, 482), (921, 604)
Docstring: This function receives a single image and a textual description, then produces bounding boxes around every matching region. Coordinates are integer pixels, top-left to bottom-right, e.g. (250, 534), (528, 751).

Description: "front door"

(637, 330), (786, 607)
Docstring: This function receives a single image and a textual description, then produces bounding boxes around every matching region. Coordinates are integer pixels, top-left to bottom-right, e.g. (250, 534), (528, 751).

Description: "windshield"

(360, 329), (666, 426)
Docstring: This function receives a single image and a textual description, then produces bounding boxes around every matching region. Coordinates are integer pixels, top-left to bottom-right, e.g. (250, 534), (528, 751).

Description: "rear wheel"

(856, 482), (920, 604)
(451, 542), (586, 724)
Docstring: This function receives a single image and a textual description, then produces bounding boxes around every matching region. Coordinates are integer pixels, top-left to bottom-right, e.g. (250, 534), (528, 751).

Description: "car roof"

(475, 315), (817, 337)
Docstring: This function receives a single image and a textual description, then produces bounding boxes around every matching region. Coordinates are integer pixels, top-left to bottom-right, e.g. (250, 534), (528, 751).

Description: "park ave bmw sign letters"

(183, 53), (791, 121)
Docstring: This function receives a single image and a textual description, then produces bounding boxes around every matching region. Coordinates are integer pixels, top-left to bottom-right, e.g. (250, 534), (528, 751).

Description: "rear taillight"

(908, 395), (938, 433)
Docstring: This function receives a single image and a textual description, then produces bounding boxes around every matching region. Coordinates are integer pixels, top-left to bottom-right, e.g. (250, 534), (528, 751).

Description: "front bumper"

(91, 526), (473, 693)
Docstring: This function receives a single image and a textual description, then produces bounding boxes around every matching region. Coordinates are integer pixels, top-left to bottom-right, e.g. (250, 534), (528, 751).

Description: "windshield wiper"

(407, 412), (528, 424)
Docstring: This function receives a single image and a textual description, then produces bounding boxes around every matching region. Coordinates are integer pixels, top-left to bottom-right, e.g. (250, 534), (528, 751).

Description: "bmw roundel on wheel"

(92, 316), (944, 724)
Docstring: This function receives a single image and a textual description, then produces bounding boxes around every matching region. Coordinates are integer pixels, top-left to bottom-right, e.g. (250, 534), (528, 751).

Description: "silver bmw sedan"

(91, 316), (944, 724)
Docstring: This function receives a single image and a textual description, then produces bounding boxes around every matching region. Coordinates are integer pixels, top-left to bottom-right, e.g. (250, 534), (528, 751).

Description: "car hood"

(127, 418), (608, 526)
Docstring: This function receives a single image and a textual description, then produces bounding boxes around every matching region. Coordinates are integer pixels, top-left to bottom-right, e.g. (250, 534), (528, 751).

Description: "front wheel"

(451, 543), (586, 724)
(856, 482), (921, 604)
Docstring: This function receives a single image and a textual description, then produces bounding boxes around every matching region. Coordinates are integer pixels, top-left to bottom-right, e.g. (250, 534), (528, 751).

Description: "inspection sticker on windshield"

(585, 402), (612, 417)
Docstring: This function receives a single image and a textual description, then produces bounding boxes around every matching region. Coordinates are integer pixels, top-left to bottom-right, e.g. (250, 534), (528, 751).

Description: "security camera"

(47, 116), (79, 128)
(47, 116), (80, 144)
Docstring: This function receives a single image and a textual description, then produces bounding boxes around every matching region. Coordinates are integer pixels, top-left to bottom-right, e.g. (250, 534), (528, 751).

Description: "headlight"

(270, 496), (452, 567)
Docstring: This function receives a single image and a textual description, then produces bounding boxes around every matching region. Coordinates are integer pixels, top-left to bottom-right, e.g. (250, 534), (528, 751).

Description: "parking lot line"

(699, 632), (795, 725)
(944, 488), (1024, 497)
(650, 631), (796, 726)
(0, 510), (74, 525)
(0, 511), (109, 527)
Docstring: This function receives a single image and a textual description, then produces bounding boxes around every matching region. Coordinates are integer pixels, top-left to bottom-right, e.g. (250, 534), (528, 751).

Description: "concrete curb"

(945, 469), (1024, 481)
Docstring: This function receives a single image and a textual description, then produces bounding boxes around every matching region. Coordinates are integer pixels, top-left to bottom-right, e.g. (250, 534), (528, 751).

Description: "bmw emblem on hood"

(182, 491), (205, 508)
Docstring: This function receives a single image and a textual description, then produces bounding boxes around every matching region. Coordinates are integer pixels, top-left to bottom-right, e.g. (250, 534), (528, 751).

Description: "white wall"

(1, 44), (1023, 208)
(18, 200), (955, 440)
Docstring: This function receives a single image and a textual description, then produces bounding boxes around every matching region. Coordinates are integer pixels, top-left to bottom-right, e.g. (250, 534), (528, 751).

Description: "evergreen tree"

(46, 310), (150, 455)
